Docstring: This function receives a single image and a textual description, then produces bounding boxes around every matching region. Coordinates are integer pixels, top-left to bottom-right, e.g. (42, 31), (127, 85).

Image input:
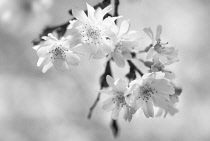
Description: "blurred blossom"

(0, 0), (53, 34)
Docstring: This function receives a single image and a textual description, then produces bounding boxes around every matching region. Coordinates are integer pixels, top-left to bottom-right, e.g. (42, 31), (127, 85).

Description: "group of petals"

(33, 3), (140, 72)
(101, 72), (177, 121)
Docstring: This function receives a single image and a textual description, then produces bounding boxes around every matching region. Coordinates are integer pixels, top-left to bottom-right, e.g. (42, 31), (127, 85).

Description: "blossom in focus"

(107, 20), (140, 67)
(101, 75), (136, 121)
(127, 72), (175, 118)
(144, 25), (179, 65)
(33, 33), (81, 73)
(68, 3), (119, 59)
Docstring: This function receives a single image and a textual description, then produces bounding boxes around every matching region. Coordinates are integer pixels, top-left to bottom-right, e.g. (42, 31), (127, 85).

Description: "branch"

(87, 60), (112, 119)
(110, 119), (119, 138)
(127, 60), (144, 77)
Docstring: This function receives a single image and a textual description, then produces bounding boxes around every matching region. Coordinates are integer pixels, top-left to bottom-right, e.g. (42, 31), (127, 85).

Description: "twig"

(87, 60), (112, 119)
(87, 92), (101, 119)
(127, 60), (144, 76)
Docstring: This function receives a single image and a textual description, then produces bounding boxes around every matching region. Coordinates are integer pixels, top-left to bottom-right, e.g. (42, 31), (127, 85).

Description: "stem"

(87, 92), (101, 119)
(114, 0), (120, 24)
(87, 60), (112, 119)
(127, 60), (144, 76)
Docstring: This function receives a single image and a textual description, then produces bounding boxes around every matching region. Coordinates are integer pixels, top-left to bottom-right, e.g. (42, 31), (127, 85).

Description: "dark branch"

(127, 60), (144, 77)
(110, 119), (119, 138)
(87, 60), (112, 119)
(87, 92), (101, 119)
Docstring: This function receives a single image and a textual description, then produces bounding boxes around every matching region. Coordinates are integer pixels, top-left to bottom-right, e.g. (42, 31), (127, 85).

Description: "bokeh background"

(0, 0), (210, 141)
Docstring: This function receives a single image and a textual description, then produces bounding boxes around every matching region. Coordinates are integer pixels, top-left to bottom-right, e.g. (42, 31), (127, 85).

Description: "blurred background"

(0, 0), (210, 141)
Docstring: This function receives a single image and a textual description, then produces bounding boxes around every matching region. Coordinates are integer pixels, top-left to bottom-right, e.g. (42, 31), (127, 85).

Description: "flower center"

(112, 92), (126, 107)
(154, 43), (164, 53)
(82, 24), (102, 45)
(138, 85), (155, 102)
(49, 44), (67, 60)
(114, 42), (124, 53)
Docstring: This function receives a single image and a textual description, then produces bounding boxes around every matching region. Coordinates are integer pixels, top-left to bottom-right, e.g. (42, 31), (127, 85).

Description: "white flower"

(144, 25), (179, 65)
(101, 75), (136, 121)
(128, 72), (175, 118)
(68, 3), (119, 59)
(108, 20), (139, 67)
(33, 33), (81, 73)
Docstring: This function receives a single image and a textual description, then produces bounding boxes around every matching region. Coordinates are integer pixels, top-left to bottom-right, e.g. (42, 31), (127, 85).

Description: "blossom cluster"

(33, 3), (179, 121)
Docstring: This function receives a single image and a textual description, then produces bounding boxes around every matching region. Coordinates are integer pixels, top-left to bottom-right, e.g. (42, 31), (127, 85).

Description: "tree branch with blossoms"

(32, 0), (182, 138)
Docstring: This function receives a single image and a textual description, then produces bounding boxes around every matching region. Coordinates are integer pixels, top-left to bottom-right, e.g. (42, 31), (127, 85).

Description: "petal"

(95, 5), (112, 22)
(37, 57), (45, 67)
(118, 20), (130, 37)
(100, 40), (112, 54)
(122, 52), (132, 60)
(121, 40), (139, 50)
(111, 104), (122, 119)
(72, 8), (88, 23)
(86, 3), (95, 23)
(146, 47), (156, 60)
(37, 46), (51, 57)
(106, 75), (117, 89)
(153, 71), (165, 79)
(155, 25), (162, 41)
(151, 79), (175, 95)
(123, 106), (129, 121)
(145, 100), (154, 117)
(33, 45), (40, 50)
(53, 59), (69, 71)
(66, 51), (80, 66)
(92, 47), (106, 59)
(114, 78), (127, 93)
(159, 55), (168, 64)
(113, 52), (125, 68)
(143, 27), (154, 41)
(102, 97), (115, 111)
(142, 101), (150, 118)
(42, 62), (53, 73)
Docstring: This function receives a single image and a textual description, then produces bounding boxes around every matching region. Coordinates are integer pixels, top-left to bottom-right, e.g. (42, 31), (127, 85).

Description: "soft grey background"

(0, 0), (210, 141)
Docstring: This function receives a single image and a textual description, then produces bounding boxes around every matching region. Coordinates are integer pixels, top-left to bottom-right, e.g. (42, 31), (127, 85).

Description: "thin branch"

(114, 0), (120, 24)
(127, 60), (144, 76)
(87, 92), (101, 119)
(87, 60), (112, 119)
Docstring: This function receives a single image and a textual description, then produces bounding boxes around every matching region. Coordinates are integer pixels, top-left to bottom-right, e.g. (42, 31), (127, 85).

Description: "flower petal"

(86, 3), (95, 23)
(113, 52), (125, 68)
(37, 46), (50, 57)
(143, 27), (154, 41)
(95, 5), (112, 22)
(42, 62), (53, 73)
(159, 55), (168, 64)
(53, 59), (69, 71)
(145, 100), (154, 117)
(114, 78), (127, 93)
(106, 75), (116, 89)
(111, 104), (122, 119)
(66, 51), (80, 66)
(102, 97), (115, 111)
(146, 47), (155, 60)
(151, 79), (175, 95)
(122, 51), (132, 60)
(72, 8), (88, 23)
(142, 101), (150, 118)
(118, 20), (130, 37)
